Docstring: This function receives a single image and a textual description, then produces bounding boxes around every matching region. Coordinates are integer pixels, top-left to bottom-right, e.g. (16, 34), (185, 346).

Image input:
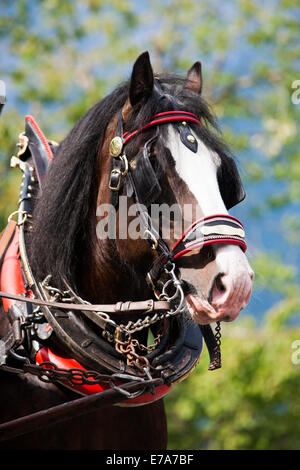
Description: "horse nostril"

(209, 273), (226, 303)
(215, 273), (226, 292)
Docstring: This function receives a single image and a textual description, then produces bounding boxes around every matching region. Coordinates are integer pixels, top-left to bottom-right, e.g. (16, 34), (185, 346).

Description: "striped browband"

(172, 214), (247, 258)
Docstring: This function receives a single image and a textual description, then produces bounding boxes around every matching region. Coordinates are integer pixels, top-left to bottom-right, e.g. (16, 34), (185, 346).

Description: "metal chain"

(42, 265), (185, 340)
(1, 360), (149, 399)
(119, 263), (186, 335)
(0, 361), (108, 386)
(40, 267), (223, 374)
(131, 334), (162, 353)
(24, 361), (112, 386)
(113, 265), (186, 373)
(40, 265), (186, 374)
(215, 321), (222, 346)
(208, 321), (222, 370)
(115, 340), (151, 374)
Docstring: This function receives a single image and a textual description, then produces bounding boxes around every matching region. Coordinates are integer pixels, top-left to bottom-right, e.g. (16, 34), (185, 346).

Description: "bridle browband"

(122, 110), (202, 144)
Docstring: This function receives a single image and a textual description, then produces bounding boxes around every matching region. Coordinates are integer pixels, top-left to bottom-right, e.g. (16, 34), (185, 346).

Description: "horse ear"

(185, 61), (203, 94)
(129, 51), (154, 108)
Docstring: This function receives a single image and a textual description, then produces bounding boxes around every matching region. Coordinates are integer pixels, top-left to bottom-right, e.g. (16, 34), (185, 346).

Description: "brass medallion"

(109, 136), (123, 157)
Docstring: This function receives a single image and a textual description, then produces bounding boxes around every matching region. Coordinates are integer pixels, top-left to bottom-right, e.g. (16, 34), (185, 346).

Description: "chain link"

(215, 321), (222, 346)
(19, 361), (149, 399)
(115, 337), (151, 374)
(208, 321), (222, 370)
(23, 361), (113, 386)
(131, 334), (161, 353)
(0, 360), (154, 400)
(120, 264), (186, 336)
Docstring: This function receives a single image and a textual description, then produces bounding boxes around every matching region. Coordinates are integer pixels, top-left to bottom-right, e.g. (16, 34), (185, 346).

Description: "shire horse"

(0, 52), (253, 449)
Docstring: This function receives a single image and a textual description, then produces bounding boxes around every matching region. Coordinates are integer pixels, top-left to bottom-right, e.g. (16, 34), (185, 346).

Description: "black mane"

(29, 75), (232, 291)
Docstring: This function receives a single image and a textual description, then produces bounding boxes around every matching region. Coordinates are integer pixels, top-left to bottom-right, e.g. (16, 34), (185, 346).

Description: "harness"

(0, 100), (247, 416)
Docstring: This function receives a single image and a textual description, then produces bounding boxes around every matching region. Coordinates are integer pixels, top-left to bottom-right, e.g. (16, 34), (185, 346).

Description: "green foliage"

(0, 110), (23, 226)
(165, 317), (300, 450)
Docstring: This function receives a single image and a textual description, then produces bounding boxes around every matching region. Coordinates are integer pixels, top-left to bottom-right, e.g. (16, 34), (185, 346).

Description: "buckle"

(109, 168), (122, 191)
(143, 230), (158, 250)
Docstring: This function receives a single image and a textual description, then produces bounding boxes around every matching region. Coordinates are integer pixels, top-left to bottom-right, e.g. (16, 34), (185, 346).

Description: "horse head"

(94, 52), (253, 325)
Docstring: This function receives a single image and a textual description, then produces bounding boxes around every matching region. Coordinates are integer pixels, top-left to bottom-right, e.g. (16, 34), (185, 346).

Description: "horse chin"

(180, 265), (220, 324)
(185, 292), (219, 325)
(185, 290), (249, 325)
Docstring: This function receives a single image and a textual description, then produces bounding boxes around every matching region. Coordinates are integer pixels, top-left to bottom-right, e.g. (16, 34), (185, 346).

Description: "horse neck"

(78, 236), (153, 305)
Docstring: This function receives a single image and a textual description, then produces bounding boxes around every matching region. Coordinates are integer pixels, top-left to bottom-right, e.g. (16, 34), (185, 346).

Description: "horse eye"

(149, 150), (159, 172)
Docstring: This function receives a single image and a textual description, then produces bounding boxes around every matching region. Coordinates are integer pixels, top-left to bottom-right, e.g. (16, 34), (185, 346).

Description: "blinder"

(110, 110), (203, 209)
(127, 117), (198, 208)
(218, 156), (246, 210)
(129, 132), (162, 207)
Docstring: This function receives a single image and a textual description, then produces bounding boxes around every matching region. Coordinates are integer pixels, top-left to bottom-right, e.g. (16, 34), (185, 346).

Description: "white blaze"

(166, 126), (226, 217)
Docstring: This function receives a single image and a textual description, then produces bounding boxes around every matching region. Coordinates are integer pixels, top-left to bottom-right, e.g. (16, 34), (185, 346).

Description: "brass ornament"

(109, 136), (123, 157)
(187, 134), (196, 143)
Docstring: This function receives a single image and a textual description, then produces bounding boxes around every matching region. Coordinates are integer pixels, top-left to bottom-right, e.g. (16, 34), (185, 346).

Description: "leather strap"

(0, 221), (17, 266)
(122, 111), (201, 144)
(0, 290), (170, 315)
